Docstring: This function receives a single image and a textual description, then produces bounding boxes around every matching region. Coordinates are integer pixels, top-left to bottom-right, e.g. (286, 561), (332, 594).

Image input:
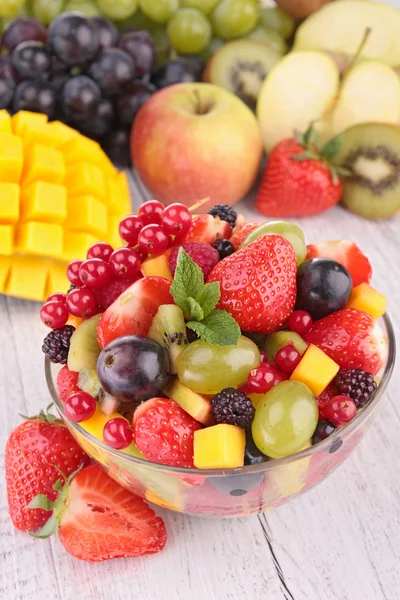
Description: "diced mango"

(45, 261), (69, 298)
(347, 282), (387, 319)
(5, 255), (49, 301)
(21, 122), (63, 150)
(15, 221), (63, 257)
(45, 121), (79, 146)
(290, 344), (339, 397)
(62, 135), (103, 165)
(22, 144), (65, 186)
(0, 225), (14, 255)
(0, 110), (12, 133)
(107, 176), (131, 216)
(20, 181), (67, 224)
(62, 231), (98, 262)
(193, 424), (246, 469)
(67, 315), (83, 328)
(0, 184), (20, 224)
(141, 250), (172, 281)
(107, 215), (123, 249)
(0, 133), (23, 183)
(0, 256), (11, 291)
(65, 162), (105, 200)
(79, 407), (124, 439)
(65, 195), (108, 236)
(12, 111), (47, 137)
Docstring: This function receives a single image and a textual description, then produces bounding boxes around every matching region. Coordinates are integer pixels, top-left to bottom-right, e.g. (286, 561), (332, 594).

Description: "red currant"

(40, 301), (68, 329)
(161, 203), (192, 237)
(275, 343), (302, 373)
(66, 260), (83, 286)
(324, 395), (357, 425)
(137, 247), (148, 262)
(109, 247), (141, 279)
(66, 287), (97, 319)
(259, 350), (268, 363)
(103, 418), (132, 449)
(288, 310), (313, 335)
(79, 258), (110, 288)
(138, 224), (169, 254)
(138, 200), (164, 225)
(247, 364), (277, 394)
(64, 391), (96, 423)
(119, 215), (143, 245)
(46, 292), (66, 305)
(87, 241), (113, 262)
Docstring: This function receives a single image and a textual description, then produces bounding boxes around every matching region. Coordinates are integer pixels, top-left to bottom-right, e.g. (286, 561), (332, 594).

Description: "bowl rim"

(45, 312), (396, 478)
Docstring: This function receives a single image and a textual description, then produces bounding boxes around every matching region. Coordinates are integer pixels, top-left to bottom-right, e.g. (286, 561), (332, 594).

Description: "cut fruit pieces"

(163, 379), (212, 425)
(193, 424), (245, 469)
(141, 249), (172, 281)
(68, 314), (102, 373)
(290, 344), (340, 397)
(346, 283), (387, 318)
(204, 40), (281, 111)
(148, 305), (188, 374)
(306, 240), (372, 288)
(264, 331), (308, 362)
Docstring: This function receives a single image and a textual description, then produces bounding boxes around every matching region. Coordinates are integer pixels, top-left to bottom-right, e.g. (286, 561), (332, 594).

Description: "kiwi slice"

(264, 331), (308, 362)
(67, 314), (102, 373)
(333, 123), (400, 219)
(207, 40), (281, 111)
(148, 305), (188, 374)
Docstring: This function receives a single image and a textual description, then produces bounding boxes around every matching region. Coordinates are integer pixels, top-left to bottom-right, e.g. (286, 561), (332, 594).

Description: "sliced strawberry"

(97, 276), (173, 349)
(56, 365), (79, 405)
(184, 214), (232, 245)
(229, 221), (262, 250)
(304, 308), (387, 375)
(92, 275), (141, 311)
(306, 241), (372, 287)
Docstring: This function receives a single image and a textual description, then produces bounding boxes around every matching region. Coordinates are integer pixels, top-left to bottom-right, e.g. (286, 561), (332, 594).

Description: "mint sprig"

(170, 248), (240, 346)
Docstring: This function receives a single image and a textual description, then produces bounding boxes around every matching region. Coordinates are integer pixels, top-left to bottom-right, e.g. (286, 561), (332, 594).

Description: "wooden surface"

(0, 177), (399, 600)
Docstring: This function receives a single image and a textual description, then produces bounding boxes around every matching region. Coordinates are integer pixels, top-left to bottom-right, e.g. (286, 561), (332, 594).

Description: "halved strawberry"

(97, 276), (173, 349)
(229, 221), (262, 250)
(306, 241), (372, 288)
(56, 366), (79, 405)
(184, 214), (232, 244)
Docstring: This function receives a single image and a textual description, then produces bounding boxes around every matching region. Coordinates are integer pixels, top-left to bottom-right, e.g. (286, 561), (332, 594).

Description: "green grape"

(151, 25), (172, 66)
(0, 0), (25, 18)
(30, 0), (65, 24)
(246, 25), (287, 56)
(167, 8), (211, 55)
(241, 220), (307, 266)
(176, 336), (260, 395)
(199, 35), (223, 61)
(252, 381), (318, 459)
(211, 0), (259, 40)
(119, 8), (154, 30)
(96, 0), (138, 21)
(181, 0), (219, 16)
(139, 0), (179, 24)
(64, 1), (101, 16)
(259, 6), (294, 40)
(263, 332), (308, 362)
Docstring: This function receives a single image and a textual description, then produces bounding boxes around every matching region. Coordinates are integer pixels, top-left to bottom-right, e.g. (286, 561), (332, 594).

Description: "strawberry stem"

(19, 403), (63, 425)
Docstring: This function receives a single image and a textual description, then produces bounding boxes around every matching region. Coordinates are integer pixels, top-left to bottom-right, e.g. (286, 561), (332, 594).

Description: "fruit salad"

(40, 201), (388, 471)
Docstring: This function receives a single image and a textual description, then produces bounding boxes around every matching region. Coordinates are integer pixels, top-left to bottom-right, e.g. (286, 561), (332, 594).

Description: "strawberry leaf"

(195, 282), (220, 318)
(27, 494), (55, 511)
(321, 134), (343, 159)
(187, 310), (240, 346)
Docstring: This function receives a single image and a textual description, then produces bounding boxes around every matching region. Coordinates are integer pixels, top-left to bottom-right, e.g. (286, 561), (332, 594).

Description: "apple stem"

(343, 27), (372, 78)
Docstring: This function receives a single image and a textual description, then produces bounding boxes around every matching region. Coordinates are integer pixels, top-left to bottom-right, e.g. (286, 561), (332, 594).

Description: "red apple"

(131, 82), (263, 208)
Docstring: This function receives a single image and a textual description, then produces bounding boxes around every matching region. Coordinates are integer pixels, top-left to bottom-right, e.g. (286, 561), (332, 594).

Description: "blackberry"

(312, 419), (337, 445)
(213, 238), (235, 260)
(208, 204), (237, 228)
(42, 325), (75, 364)
(334, 368), (377, 408)
(211, 387), (255, 429)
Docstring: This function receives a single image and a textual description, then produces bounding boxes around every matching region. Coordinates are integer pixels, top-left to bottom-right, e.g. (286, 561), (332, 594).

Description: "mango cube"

(0, 133), (23, 183)
(45, 261), (69, 298)
(347, 282), (387, 319)
(15, 221), (63, 257)
(5, 255), (49, 301)
(65, 162), (105, 200)
(290, 344), (339, 397)
(65, 195), (108, 236)
(0, 225), (14, 255)
(63, 135), (103, 165)
(22, 144), (65, 186)
(62, 231), (98, 262)
(141, 250), (172, 281)
(107, 215), (123, 249)
(45, 121), (78, 146)
(21, 122), (63, 150)
(0, 110), (12, 133)
(0, 256), (10, 291)
(194, 424), (246, 469)
(20, 181), (67, 224)
(0, 184), (20, 224)
(107, 176), (131, 216)
(12, 111), (47, 137)
(79, 407), (123, 439)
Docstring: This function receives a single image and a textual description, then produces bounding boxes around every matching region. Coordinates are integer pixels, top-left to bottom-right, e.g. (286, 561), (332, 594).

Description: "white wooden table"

(1, 177), (399, 600)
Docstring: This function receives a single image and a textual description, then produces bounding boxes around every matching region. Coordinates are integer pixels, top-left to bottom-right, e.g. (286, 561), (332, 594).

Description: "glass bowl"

(45, 313), (395, 518)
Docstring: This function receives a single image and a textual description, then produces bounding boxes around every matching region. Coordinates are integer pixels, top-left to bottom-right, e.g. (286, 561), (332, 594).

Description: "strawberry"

(92, 275), (141, 311)
(56, 365), (79, 404)
(256, 128), (345, 217)
(133, 398), (202, 468)
(184, 214), (232, 245)
(169, 242), (219, 279)
(5, 412), (90, 532)
(304, 308), (387, 375)
(229, 221), (261, 250)
(97, 276), (173, 349)
(306, 240), (372, 287)
(207, 234), (297, 334)
(29, 464), (167, 561)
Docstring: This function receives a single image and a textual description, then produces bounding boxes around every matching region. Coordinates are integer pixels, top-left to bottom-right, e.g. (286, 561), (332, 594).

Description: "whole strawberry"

(208, 234), (297, 334)
(256, 127), (346, 217)
(304, 308), (387, 375)
(5, 411), (90, 531)
(133, 398), (202, 468)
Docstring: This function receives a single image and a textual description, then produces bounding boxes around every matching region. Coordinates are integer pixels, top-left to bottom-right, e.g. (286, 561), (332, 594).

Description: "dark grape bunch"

(0, 14), (203, 167)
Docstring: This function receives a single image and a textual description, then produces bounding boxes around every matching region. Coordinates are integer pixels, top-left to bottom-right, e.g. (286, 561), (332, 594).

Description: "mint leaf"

(187, 297), (204, 321)
(187, 309), (240, 346)
(195, 282), (220, 317)
(170, 248), (204, 318)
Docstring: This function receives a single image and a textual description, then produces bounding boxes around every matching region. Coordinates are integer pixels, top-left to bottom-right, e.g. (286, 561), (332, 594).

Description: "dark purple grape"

(50, 72), (69, 92)
(0, 76), (14, 109)
(97, 335), (170, 403)
(88, 48), (135, 96)
(79, 98), (115, 138)
(12, 80), (57, 119)
(91, 16), (119, 49)
(116, 82), (155, 127)
(11, 42), (51, 81)
(176, 55), (205, 79)
(48, 13), (99, 66)
(118, 30), (156, 78)
(61, 75), (101, 122)
(2, 18), (47, 53)
(102, 128), (131, 167)
(151, 59), (196, 89)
